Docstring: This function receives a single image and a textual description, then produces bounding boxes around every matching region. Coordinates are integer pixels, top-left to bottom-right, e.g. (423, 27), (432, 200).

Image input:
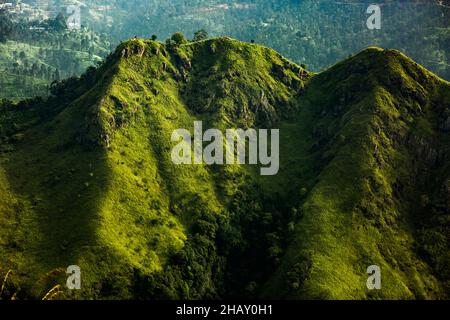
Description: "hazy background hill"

(0, 0), (449, 100)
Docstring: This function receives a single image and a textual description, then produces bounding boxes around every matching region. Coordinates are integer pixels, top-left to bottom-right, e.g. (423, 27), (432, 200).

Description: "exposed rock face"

(120, 42), (146, 58)
(408, 134), (440, 166)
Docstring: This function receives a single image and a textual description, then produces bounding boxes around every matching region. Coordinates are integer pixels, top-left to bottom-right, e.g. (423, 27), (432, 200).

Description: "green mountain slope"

(0, 38), (449, 300)
(78, 0), (450, 80)
(263, 47), (450, 299)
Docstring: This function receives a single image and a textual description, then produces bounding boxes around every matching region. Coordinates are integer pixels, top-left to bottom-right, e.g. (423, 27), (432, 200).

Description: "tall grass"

(42, 285), (63, 300)
(0, 269), (13, 299)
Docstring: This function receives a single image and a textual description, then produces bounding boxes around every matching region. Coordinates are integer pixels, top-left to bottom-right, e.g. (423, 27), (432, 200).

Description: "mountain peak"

(76, 36), (309, 148)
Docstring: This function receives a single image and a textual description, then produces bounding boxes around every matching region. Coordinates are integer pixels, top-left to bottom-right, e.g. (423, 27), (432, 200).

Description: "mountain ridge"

(0, 37), (449, 300)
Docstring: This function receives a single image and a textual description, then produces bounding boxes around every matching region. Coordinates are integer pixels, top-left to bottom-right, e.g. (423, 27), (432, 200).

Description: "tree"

(151, 34), (158, 41)
(31, 63), (38, 76)
(0, 11), (12, 43)
(49, 13), (67, 31)
(165, 38), (177, 51)
(53, 69), (60, 81)
(193, 29), (208, 42)
(171, 32), (187, 45)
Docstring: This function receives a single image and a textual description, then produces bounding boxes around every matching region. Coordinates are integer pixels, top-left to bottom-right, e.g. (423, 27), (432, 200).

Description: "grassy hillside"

(262, 47), (450, 299)
(0, 37), (449, 299)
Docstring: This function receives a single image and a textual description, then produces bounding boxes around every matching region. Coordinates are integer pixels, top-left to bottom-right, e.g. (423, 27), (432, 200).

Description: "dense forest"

(0, 6), (111, 100)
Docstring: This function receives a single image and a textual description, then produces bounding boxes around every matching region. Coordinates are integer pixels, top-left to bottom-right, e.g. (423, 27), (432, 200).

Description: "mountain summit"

(0, 38), (449, 299)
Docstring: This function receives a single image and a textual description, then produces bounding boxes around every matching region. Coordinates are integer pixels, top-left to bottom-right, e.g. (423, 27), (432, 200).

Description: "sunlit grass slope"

(263, 47), (450, 299)
(0, 38), (449, 299)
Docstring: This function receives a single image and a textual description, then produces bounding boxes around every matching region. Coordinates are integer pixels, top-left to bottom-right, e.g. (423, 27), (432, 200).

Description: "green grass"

(0, 38), (449, 299)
